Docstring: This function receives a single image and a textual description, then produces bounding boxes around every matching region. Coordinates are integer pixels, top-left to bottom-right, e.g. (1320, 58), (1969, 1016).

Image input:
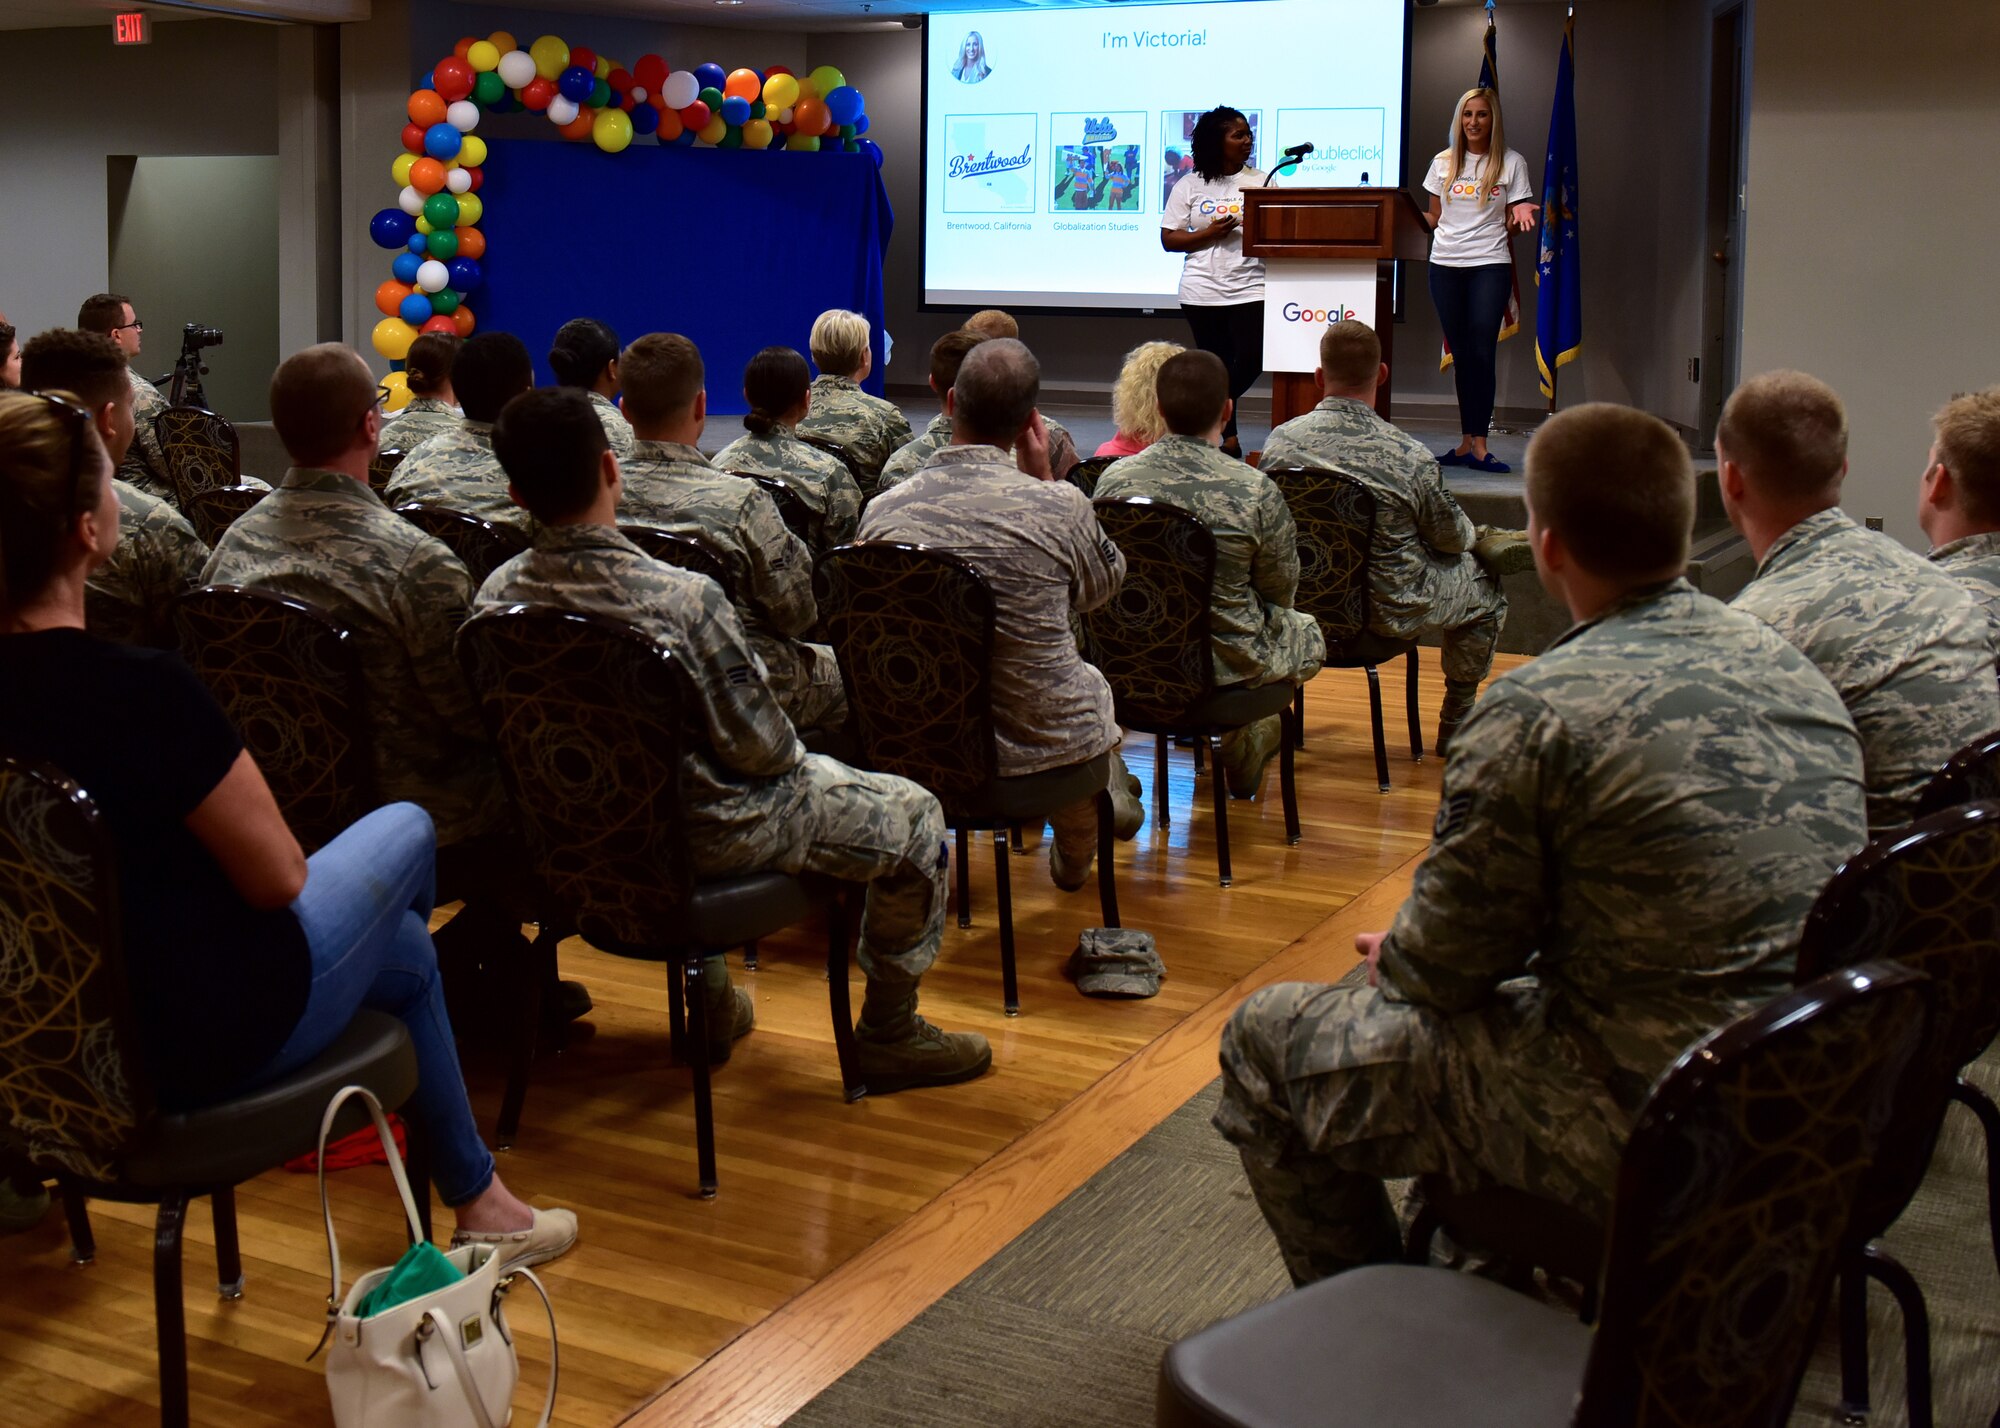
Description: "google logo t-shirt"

(1162, 166), (1267, 305)
(1423, 148), (1533, 268)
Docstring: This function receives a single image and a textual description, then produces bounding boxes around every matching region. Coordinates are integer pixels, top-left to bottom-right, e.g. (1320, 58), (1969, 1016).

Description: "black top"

(0, 629), (310, 1106)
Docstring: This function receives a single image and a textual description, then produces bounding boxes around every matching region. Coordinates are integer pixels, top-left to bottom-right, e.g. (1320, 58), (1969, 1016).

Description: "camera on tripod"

(168, 322), (223, 408)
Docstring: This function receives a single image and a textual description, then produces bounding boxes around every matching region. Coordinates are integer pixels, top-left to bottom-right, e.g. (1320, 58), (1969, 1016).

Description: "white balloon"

(416, 259), (450, 294)
(497, 50), (536, 89)
(547, 95), (579, 125)
(778, 106), (794, 124)
(661, 71), (698, 109)
(398, 185), (424, 216)
(446, 100), (480, 132)
(630, 86), (647, 103)
(445, 167), (472, 194)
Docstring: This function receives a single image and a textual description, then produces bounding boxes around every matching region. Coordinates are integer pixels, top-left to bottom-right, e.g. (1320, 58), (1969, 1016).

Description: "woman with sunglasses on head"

(0, 389), (575, 1270)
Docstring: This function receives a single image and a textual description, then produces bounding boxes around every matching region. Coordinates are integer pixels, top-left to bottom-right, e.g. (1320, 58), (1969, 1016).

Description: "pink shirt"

(1094, 431), (1149, 459)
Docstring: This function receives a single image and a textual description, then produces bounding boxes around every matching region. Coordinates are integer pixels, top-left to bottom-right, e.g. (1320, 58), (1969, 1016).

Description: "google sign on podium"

(1264, 271), (1378, 373)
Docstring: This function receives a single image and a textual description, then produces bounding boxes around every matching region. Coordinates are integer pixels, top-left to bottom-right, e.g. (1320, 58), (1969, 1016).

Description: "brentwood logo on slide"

(1281, 302), (1357, 323)
(1082, 116), (1119, 144)
(949, 146), (1033, 179)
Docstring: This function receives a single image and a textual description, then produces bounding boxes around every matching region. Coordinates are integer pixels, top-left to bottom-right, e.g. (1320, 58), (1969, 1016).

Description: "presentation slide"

(922, 0), (1408, 311)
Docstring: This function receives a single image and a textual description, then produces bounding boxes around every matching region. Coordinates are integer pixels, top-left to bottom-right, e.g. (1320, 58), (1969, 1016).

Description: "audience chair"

(797, 431), (873, 496)
(820, 543), (1120, 1015)
(1159, 961), (1933, 1428)
(620, 524), (736, 601)
(1914, 729), (2000, 818)
(457, 605), (864, 1196)
(393, 503), (531, 586)
(740, 473), (817, 548)
(1066, 455), (1115, 499)
(1086, 497), (1300, 887)
(0, 751), (430, 1428)
(152, 406), (243, 511)
(1267, 466), (1422, 791)
(182, 484), (266, 547)
(367, 446), (406, 493)
(1795, 802), (2000, 1428)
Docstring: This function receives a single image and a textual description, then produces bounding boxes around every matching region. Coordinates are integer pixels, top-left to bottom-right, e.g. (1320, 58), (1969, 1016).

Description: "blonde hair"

(1444, 87), (1506, 203)
(1111, 340), (1185, 447)
(1717, 370), (1848, 502)
(1934, 387), (2000, 523)
(0, 390), (110, 612)
(809, 310), (872, 378)
(963, 309), (1019, 340)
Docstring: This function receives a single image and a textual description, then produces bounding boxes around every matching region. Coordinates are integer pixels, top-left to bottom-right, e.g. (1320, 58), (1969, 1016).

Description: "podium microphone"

(1263, 142), (1314, 186)
(1281, 142), (1315, 159)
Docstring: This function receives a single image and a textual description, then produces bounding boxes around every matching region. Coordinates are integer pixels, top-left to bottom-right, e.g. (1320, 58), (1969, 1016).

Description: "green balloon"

(473, 71), (505, 105)
(698, 85), (724, 111)
(838, 123), (856, 139)
(843, 140), (860, 153)
(422, 192), (460, 229)
(425, 228), (460, 262)
(750, 100), (766, 120)
(430, 288), (461, 315)
(719, 125), (743, 150)
(589, 77), (611, 109)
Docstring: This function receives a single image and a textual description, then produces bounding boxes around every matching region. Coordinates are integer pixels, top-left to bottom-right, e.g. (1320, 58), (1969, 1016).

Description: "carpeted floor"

(785, 1030), (2000, 1427)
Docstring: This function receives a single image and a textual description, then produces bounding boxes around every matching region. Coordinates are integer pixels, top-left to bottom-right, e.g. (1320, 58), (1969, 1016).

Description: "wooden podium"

(1241, 187), (1431, 425)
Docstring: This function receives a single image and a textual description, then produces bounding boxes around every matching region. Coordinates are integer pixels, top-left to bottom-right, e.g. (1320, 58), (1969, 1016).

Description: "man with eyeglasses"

(78, 292), (174, 504)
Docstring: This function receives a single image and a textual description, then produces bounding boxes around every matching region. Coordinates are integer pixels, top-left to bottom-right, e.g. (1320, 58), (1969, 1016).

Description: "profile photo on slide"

(952, 30), (992, 84)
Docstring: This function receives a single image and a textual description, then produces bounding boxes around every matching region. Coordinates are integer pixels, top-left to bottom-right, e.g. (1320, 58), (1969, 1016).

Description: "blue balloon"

(398, 293), (433, 325)
(631, 102), (660, 136)
(825, 86), (864, 126)
(424, 121), (462, 159)
(422, 71), (435, 90)
(369, 207), (416, 249)
(407, 233), (428, 254)
(447, 257), (483, 292)
(672, 127), (697, 147)
(692, 61), (726, 93)
(557, 65), (596, 102)
(854, 113), (870, 135)
(392, 251), (423, 283)
(719, 95), (751, 126)
(859, 139), (884, 169)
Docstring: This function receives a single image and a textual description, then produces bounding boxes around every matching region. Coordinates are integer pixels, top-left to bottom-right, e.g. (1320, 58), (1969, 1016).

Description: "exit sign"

(114, 12), (150, 45)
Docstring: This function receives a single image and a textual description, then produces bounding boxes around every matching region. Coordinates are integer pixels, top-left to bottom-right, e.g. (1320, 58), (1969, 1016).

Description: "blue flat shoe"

(1466, 453), (1511, 473)
(1436, 448), (1469, 467)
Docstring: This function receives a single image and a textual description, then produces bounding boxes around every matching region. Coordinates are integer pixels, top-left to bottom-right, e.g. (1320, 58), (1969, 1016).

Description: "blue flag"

(1536, 17), (1582, 402)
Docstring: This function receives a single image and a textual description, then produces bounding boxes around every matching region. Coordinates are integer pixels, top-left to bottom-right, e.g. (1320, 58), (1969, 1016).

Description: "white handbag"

(312, 1086), (558, 1428)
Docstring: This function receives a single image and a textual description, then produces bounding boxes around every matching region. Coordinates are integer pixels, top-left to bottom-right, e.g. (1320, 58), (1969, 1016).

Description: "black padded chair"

(744, 473), (817, 548)
(457, 605), (864, 1196)
(1086, 497), (1300, 887)
(1159, 961), (1933, 1428)
(1268, 466), (1422, 792)
(1795, 802), (2000, 1428)
(1067, 454), (1116, 498)
(620, 524), (736, 601)
(797, 430), (874, 497)
(367, 445), (407, 493)
(153, 406), (244, 511)
(1914, 729), (2000, 818)
(394, 503), (531, 586)
(0, 752), (428, 1428)
(182, 483), (266, 546)
(820, 544), (1120, 1015)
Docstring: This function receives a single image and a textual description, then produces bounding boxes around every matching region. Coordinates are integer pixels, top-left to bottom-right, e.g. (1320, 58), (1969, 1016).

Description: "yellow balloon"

(529, 35), (569, 80)
(593, 108), (634, 153)
(380, 370), (413, 412)
(459, 135), (488, 167)
(414, 215), (434, 235)
(372, 317), (417, 361)
(454, 193), (484, 227)
(392, 153), (417, 186)
(742, 119), (775, 151)
(761, 72), (799, 109)
(594, 56), (613, 79)
(488, 30), (517, 53)
(699, 115), (729, 145)
(786, 134), (820, 152)
(467, 40), (500, 73)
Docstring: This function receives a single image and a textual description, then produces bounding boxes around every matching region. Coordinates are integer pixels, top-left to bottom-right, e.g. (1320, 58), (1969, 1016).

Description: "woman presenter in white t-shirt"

(1161, 106), (1264, 459)
(1423, 86), (1538, 472)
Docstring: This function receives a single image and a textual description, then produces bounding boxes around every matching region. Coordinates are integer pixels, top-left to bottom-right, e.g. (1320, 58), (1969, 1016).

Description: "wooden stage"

(0, 655), (1513, 1427)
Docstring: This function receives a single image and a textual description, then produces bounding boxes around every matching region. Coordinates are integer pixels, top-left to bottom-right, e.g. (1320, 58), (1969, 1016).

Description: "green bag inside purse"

(354, 1240), (466, 1319)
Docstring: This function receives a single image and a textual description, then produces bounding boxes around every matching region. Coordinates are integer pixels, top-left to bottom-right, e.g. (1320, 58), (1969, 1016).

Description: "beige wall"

(1741, 0), (2000, 547)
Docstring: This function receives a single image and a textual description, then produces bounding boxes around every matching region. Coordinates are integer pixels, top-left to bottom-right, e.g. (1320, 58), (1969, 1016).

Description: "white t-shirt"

(1162, 167), (1267, 306)
(1423, 148), (1533, 268)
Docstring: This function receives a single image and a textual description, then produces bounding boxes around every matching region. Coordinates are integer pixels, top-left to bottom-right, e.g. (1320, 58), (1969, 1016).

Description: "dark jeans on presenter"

(1184, 301), (1264, 444)
(1429, 262), (1513, 439)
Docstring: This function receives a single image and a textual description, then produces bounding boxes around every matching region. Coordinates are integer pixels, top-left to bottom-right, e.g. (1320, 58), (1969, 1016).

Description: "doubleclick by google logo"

(1281, 303), (1357, 323)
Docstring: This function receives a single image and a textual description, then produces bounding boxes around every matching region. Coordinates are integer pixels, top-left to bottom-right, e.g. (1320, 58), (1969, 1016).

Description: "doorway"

(1698, 1), (1749, 452)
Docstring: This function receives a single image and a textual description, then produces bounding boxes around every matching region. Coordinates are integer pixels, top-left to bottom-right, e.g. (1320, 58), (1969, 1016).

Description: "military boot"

(855, 983), (992, 1094)
(1110, 752), (1144, 838)
(1471, 524), (1536, 578)
(1435, 679), (1481, 758)
(698, 954), (756, 1065)
(1220, 714), (1283, 800)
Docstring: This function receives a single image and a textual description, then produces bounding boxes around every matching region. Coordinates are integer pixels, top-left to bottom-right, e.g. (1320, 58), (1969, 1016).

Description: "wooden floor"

(0, 654), (1518, 1427)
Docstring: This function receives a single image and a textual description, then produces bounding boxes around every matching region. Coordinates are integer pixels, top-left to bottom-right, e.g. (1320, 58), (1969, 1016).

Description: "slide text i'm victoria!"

(1102, 29), (1208, 49)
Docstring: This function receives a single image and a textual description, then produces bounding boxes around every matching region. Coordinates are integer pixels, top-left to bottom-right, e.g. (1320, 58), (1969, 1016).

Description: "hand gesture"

(1355, 931), (1387, 987)
(1015, 410), (1054, 480)
(1509, 201), (1541, 233)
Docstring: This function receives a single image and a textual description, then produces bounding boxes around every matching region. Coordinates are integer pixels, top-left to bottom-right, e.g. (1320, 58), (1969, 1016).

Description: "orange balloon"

(558, 107), (596, 140)
(410, 158), (447, 194)
(407, 88), (447, 127)
(452, 35), (477, 60)
(723, 67), (762, 101)
(375, 279), (415, 317)
(655, 109), (685, 143)
(793, 95), (829, 135)
(452, 225), (485, 260)
(452, 307), (476, 337)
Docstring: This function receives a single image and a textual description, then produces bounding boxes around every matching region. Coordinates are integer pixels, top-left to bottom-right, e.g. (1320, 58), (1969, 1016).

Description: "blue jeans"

(1428, 262), (1514, 439)
(252, 802), (496, 1207)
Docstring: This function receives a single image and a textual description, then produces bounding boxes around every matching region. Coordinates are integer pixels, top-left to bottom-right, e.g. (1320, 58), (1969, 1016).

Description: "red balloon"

(678, 100), (711, 130)
(633, 54), (667, 92)
(401, 122), (427, 155)
(607, 67), (634, 93)
(765, 64), (794, 78)
(569, 47), (598, 73)
(521, 77), (556, 112)
(462, 165), (484, 192)
(421, 315), (459, 336)
(452, 35), (477, 60)
(433, 57), (474, 103)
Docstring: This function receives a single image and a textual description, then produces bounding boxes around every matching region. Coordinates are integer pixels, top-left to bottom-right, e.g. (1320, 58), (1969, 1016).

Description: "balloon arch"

(365, 28), (880, 402)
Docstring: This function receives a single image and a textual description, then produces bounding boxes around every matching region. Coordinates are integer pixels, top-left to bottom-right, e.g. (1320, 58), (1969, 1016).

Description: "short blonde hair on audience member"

(1933, 387), (2000, 523)
(619, 333), (704, 427)
(809, 310), (871, 377)
(1716, 370), (1848, 501)
(963, 309), (1019, 340)
(270, 343), (376, 467)
(1111, 341), (1184, 447)
(1318, 320), (1382, 391)
(1527, 403), (1694, 580)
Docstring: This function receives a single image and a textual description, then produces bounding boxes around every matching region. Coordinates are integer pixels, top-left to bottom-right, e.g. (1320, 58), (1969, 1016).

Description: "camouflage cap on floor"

(1067, 928), (1164, 998)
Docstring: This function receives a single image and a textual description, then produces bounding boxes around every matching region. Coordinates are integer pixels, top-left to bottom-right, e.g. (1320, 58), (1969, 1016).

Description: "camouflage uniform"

(1216, 579), (1869, 1285)
(384, 420), (532, 534)
(203, 466), (504, 845)
(1734, 508), (1998, 831)
(84, 479), (208, 645)
(618, 439), (846, 731)
(1096, 434), (1326, 687)
(711, 425), (864, 552)
(1259, 395), (1505, 685)
(473, 524), (947, 990)
(586, 390), (638, 459)
(799, 374), (913, 477)
(119, 368), (176, 503)
(1930, 530), (2000, 668)
(879, 410), (1080, 491)
(380, 396), (459, 455)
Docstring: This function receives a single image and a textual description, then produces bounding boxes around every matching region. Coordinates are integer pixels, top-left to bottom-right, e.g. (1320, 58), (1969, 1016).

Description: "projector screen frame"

(916, 0), (1415, 320)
